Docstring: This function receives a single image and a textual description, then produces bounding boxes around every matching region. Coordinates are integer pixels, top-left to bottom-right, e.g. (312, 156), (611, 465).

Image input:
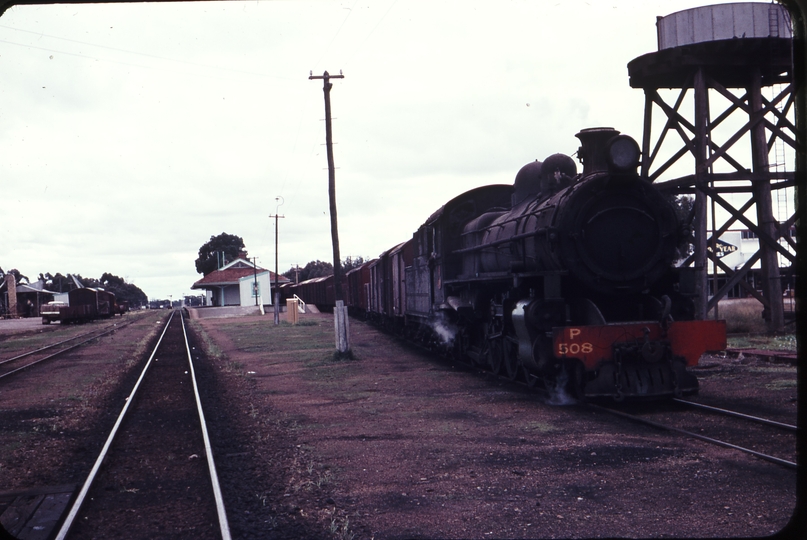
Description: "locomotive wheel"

(522, 366), (539, 388)
(502, 341), (520, 381)
(503, 356), (519, 381)
(488, 338), (504, 375)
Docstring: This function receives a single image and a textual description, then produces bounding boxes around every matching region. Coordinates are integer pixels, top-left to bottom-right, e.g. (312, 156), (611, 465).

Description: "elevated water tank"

(628, 2), (792, 89)
(656, 2), (791, 49)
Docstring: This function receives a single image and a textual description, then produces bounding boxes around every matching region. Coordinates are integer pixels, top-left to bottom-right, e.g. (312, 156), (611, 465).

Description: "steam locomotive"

(293, 127), (727, 400)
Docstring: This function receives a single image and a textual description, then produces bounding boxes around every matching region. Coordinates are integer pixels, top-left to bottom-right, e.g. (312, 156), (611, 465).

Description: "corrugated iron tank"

(656, 2), (791, 50)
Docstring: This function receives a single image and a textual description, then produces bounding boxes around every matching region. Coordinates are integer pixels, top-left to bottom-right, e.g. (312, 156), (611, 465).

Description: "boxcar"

(59, 288), (117, 324)
(345, 260), (373, 316)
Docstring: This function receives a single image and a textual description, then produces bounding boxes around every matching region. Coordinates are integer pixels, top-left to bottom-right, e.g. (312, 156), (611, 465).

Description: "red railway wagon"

(389, 239), (414, 326)
(345, 260), (373, 316)
(294, 275), (335, 311)
(58, 288), (117, 324)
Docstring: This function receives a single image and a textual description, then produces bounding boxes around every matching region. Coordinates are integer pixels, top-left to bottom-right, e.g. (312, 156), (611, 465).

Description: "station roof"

(191, 258), (290, 289)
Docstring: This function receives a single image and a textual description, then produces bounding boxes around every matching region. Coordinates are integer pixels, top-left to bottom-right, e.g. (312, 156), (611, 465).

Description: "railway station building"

(190, 258), (289, 308)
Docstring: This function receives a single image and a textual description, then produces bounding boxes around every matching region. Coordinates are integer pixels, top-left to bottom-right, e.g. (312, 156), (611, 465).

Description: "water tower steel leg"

(641, 89), (653, 181)
(750, 69), (785, 332)
(693, 68), (709, 321)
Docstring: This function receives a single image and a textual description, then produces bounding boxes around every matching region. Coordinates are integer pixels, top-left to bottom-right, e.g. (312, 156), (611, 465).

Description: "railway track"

(587, 398), (798, 470)
(54, 310), (230, 540)
(0, 319), (135, 381)
(418, 330), (797, 471)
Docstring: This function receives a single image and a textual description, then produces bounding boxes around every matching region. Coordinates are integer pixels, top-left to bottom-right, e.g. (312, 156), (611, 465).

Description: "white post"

(334, 300), (349, 353)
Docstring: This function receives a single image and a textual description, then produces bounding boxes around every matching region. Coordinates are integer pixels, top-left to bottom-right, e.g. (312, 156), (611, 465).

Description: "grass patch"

(765, 379), (797, 391)
(0, 323), (105, 355)
(189, 320), (224, 361)
(747, 366), (796, 375)
(521, 420), (559, 433)
(727, 334), (797, 351)
(710, 299), (769, 333)
(330, 349), (355, 361)
(225, 319), (333, 354)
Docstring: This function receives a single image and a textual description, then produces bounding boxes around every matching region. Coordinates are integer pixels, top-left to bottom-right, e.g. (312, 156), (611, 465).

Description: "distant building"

(0, 277), (56, 318)
(191, 258), (290, 307)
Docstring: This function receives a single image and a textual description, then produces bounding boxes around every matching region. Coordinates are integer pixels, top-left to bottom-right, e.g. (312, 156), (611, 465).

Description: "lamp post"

(270, 196), (285, 325)
(253, 257), (259, 307)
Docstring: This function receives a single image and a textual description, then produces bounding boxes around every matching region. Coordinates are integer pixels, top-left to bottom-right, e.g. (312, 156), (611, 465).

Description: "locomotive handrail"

(452, 227), (554, 254)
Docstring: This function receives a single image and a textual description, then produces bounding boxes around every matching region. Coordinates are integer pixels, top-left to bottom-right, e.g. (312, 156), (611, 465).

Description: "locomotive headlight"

(606, 135), (641, 172)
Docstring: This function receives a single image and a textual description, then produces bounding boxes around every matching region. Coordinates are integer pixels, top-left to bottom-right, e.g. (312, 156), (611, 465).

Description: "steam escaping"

(545, 366), (577, 406)
(428, 312), (458, 347)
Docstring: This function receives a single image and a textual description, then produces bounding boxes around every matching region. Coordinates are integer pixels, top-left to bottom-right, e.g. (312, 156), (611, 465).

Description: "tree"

(195, 233), (246, 276)
(5, 269), (29, 284)
(38, 272), (76, 293)
(668, 195), (695, 259)
(77, 274), (101, 289)
(100, 273), (148, 308)
(283, 260), (333, 282)
(342, 256), (366, 273)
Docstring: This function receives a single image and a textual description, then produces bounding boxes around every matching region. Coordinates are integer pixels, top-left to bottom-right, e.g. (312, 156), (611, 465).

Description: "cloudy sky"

(0, 0), (761, 300)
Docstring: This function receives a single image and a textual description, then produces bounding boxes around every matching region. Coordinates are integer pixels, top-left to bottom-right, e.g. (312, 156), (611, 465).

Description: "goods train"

(41, 287), (127, 324)
(288, 128), (727, 400)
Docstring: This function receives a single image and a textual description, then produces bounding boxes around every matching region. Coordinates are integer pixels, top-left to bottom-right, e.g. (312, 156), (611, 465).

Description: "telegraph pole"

(310, 69), (349, 354)
(269, 196), (285, 325)
(252, 257), (259, 307)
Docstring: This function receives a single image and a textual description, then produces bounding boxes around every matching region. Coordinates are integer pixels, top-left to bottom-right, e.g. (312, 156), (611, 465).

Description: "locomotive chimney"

(575, 127), (621, 175)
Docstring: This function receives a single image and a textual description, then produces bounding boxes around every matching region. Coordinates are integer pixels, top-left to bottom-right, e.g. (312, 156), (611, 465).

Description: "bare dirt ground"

(0, 312), (167, 493)
(190, 311), (801, 539)
(0, 310), (801, 539)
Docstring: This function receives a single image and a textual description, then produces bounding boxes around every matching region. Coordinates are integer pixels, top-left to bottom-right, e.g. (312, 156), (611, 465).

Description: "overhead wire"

(342, 0), (398, 69)
(0, 24), (292, 82)
(309, 0), (359, 73)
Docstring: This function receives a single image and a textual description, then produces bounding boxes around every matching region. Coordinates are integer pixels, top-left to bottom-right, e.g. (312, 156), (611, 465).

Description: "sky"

(0, 0), (781, 300)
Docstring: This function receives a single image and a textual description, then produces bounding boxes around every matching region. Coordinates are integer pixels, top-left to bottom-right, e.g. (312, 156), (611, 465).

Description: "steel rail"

(673, 398), (798, 432)
(54, 311), (175, 540)
(587, 403), (797, 470)
(180, 310), (232, 540)
(0, 321), (134, 381)
(0, 320), (129, 366)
